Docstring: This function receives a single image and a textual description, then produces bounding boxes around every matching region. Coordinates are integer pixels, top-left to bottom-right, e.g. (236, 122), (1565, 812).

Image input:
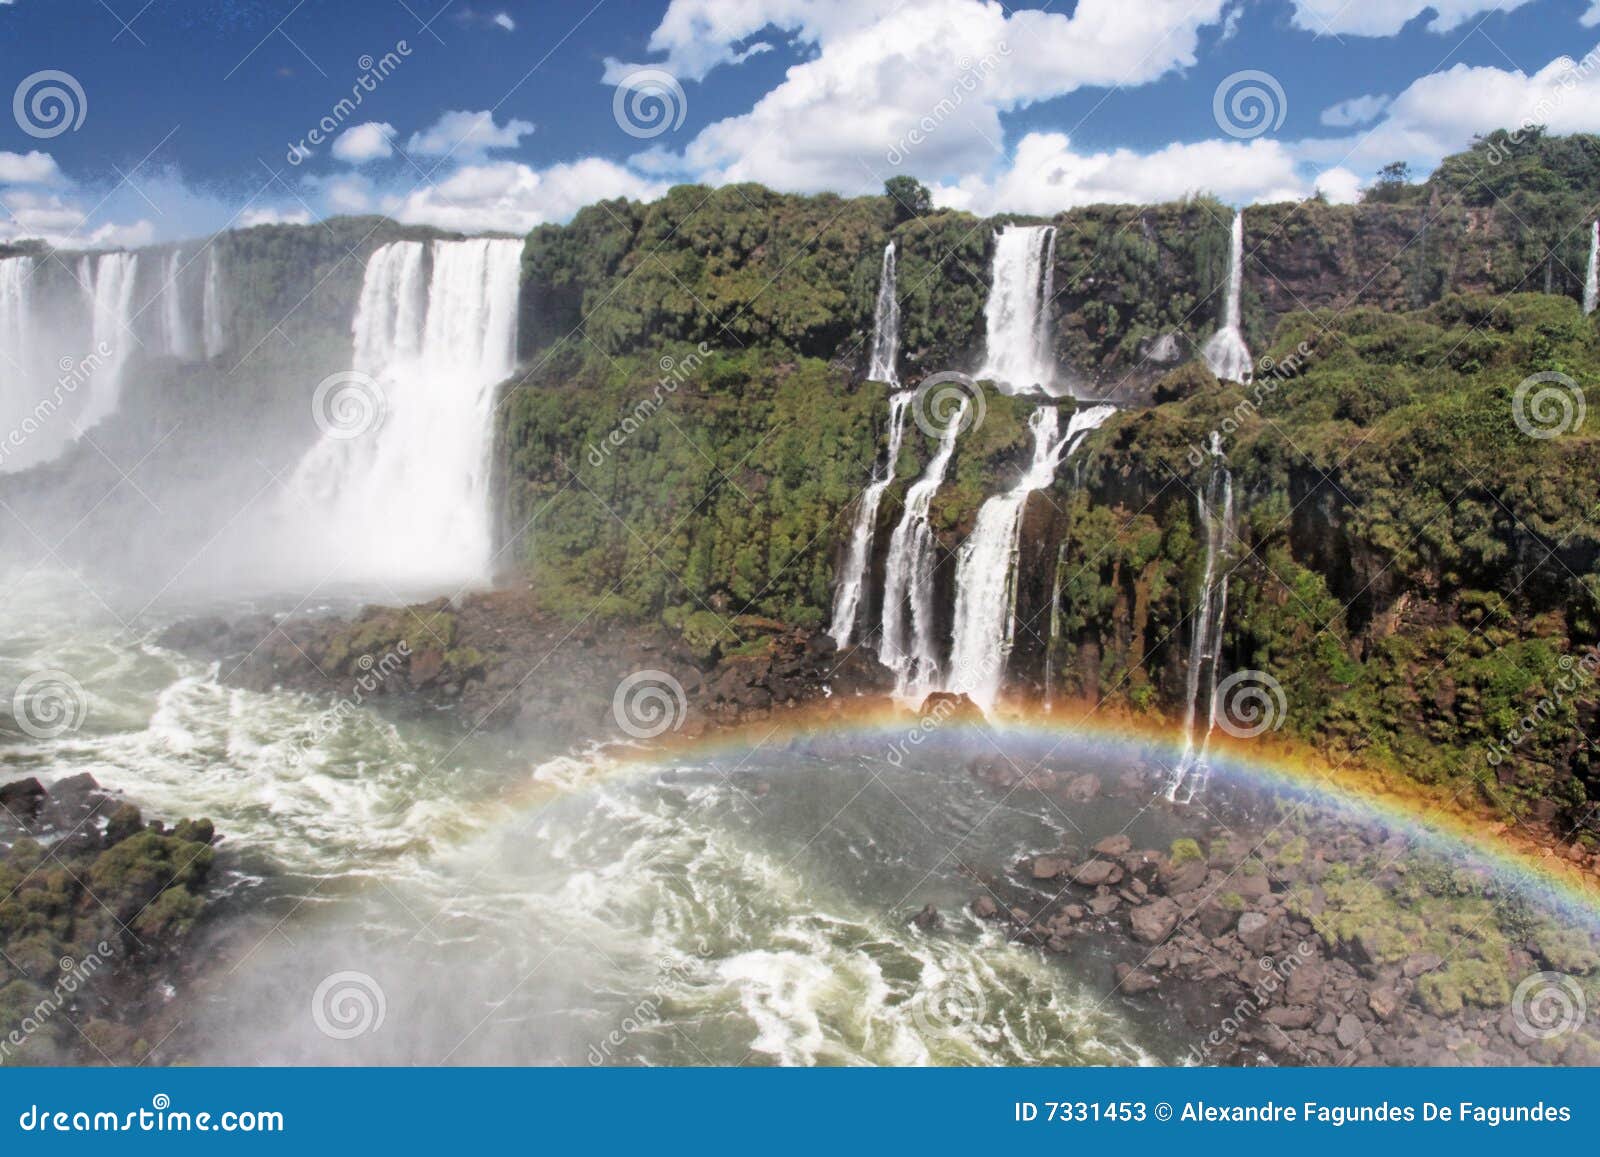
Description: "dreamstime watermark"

(1512, 371), (1585, 439)
(886, 45), (1010, 166)
(1511, 971), (1586, 1040)
(285, 42), (413, 165)
(1212, 70), (1287, 139)
(910, 975), (987, 1039)
(587, 940), (717, 1064)
(310, 970), (386, 1040)
(1485, 641), (1600, 767)
(0, 943), (111, 1063)
(9, 668), (89, 740)
(612, 669), (688, 739)
(612, 68), (687, 139)
(13, 70), (86, 139)
(1181, 943), (1317, 1063)
(911, 371), (985, 439)
(586, 342), (711, 467)
(290, 642), (411, 765)
(1213, 670), (1287, 739)
(0, 343), (112, 469)
(312, 369), (386, 440)
(1186, 341), (1315, 465)
(1481, 48), (1600, 167)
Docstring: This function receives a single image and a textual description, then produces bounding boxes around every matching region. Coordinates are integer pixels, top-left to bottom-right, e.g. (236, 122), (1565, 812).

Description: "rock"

(1115, 963), (1159, 994)
(1402, 952), (1444, 978)
(972, 896), (999, 919)
(1335, 1013), (1364, 1049)
(912, 903), (941, 931)
(1234, 873), (1271, 900)
(1368, 986), (1400, 1022)
(1088, 894), (1121, 916)
(1315, 1011), (1338, 1035)
(1130, 897), (1182, 944)
(1237, 912), (1273, 954)
(1060, 904), (1085, 921)
(1031, 856), (1064, 881)
(1062, 773), (1101, 802)
(919, 692), (983, 723)
(1285, 960), (1325, 1005)
(1093, 834), (1132, 857)
(1263, 1005), (1316, 1029)
(1158, 859), (1207, 896)
(0, 777), (46, 820)
(1195, 901), (1238, 939)
(1072, 859), (1123, 887)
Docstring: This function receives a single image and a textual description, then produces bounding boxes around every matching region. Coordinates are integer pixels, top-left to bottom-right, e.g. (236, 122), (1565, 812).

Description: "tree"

(884, 176), (933, 221)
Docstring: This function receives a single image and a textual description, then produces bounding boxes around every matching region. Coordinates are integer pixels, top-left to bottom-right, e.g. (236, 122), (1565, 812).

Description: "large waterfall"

(1201, 211), (1252, 383)
(1165, 433), (1235, 802)
(1585, 220), (1598, 317)
(829, 390), (912, 647)
(943, 403), (1114, 711)
(286, 238), (522, 590)
(77, 251), (140, 430)
(879, 400), (967, 700)
(867, 241), (900, 385)
(161, 249), (200, 361)
(977, 225), (1057, 393)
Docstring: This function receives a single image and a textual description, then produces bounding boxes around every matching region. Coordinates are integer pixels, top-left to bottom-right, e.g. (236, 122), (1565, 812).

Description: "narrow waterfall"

(879, 400), (967, 699)
(1042, 543), (1067, 712)
(1165, 434), (1235, 803)
(1201, 211), (1252, 383)
(829, 389), (912, 647)
(866, 241), (900, 384)
(286, 237), (522, 590)
(943, 403), (1115, 711)
(977, 225), (1057, 393)
(78, 251), (140, 429)
(202, 247), (227, 360)
(161, 249), (199, 361)
(1585, 220), (1598, 317)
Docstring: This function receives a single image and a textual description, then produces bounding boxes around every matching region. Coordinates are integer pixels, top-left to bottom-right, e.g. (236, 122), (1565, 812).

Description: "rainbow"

(520, 698), (1600, 923)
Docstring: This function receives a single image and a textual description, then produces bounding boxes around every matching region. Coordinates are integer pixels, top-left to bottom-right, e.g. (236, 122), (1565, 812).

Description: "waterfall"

(879, 400), (967, 699)
(1585, 220), (1598, 317)
(202, 247), (227, 360)
(1201, 211), (1252, 383)
(867, 242), (900, 384)
(286, 237), (523, 590)
(943, 403), (1114, 712)
(1043, 543), (1067, 712)
(1165, 433), (1235, 803)
(161, 249), (199, 361)
(78, 252), (140, 429)
(829, 389), (912, 647)
(977, 225), (1057, 393)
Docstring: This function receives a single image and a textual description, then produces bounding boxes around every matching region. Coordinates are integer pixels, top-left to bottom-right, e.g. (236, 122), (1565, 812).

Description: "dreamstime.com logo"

(0, 943), (111, 1063)
(9, 668), (88, 740)
(312, 370), (386, 439)
(612, 67), (687, 139)
(1213, 669), (1287, 739)
(612, 669), (688, 739)
(911, 371), (985, 440)
(14, 69), (86, 138)
(1213, 69), (1287, 139)
(910, 975), (988, 1040)
(1512, 371), (1585, 439)
(285, 43), (413, 165)
(311, 970), (387, 1040)
(1512, 971), (1586, 1040)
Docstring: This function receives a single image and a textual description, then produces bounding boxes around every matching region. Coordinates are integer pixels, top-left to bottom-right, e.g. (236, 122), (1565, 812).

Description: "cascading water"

(78, 251), (140, 429)
(867, 241), (900, 385)
(286, 237), (522, 590)
(1201, 211), (1252, 383)
(1165, 433), (1235, 802)
(1585, 220), (1598, 317)
(829, 390), (912, 648)
(879, 401), (967, 700)
(162, 248), (199, 361)
(202, 246), (227, 360)
(1043, 543), (1067, 712)
(977, 225), (1057, 393)
(943, 403), (1114, 712)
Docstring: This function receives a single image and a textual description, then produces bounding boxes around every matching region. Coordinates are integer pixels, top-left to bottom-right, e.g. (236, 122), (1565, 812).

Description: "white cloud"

(0, 150), (60, 185)
(1320, 94), (1390, 127)
(406, 109), (533, 158)
(238, 207), (314, 228)
(1584, 2), (1600, 27)
(1287, 0), (1533, 36)
(331, 122), (396, 164)
(387, 157), (666, 234)
(493, 11), (514, 31)
(1314, 166), (1363, 204)
(0, 188), (154, 249)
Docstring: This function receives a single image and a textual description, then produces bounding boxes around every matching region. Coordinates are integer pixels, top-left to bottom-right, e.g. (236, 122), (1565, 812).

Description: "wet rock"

(1264, 1005), (1316, 1030)
(1115, 963), (1159, 994)
(972, 895), (999, 920)
(1159, 859), (1208, 896)
(1062, 773), (1102, 802)
(1285, 960), (1325, 1005)
(0, 777), (46, 821)
(1195, 901), (1239, 939)
(918, 692), (984, 723)
(1130, 897), (1181, 944)
(1088, 894), (1121, 916)
(1093, 834), (1132, 857)
(1031, 856), (1064, 881)
(912, 904), (942, 931)
(1072, 859), (1123, 887)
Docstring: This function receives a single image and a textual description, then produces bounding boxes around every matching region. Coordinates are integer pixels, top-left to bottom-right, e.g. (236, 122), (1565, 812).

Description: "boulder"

(0, 777), (46, 820)
(1285, 960), (1326, 1005)
(1159, 859), (1208, 896)
(912, 903), (942, 931)
(1072, 859), (1123, 887)
(1088, 894), (1121, 916)
(1115, 963), (1159, 994)
(1237, 912), (1273, 954)
(1092, 834), (1133, 857)
(1031, 856), (1064, 881)
(1263, 1005), (1316, 1030)
(1335, 1013), (1365, 1049)
(1061, 773), (1102, 802)
(972, 895), (999, 919)
(1130, 897), (1182, 944)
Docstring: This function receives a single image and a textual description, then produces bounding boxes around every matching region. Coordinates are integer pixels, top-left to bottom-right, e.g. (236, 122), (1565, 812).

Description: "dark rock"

(918, 692), (983, 723)
(1159, 859), (1207, 896)
(103, 803), (143, 846)
(972, 895), (999, 919)
(0, 777), (46, 820)
(912, 903), (942, 931)
(1285, 960), (1325, 1005)
(1195, 901), (1238, 939)
(1115, 963), (1159, 994)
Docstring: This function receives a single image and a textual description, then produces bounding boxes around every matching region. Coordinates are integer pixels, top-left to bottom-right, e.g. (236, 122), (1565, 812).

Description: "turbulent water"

(830, 390), (912, 648)
(286, 238), (522, 589)
(0, 572), (1202, 1067)
(1586, 221), (1598, 317)
(978, 226), (1057, 393)
(944, 405), (1114, 711)
(1201, 212), (1252, 384)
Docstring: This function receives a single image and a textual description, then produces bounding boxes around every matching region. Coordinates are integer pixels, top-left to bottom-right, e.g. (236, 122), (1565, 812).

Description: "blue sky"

(1, 0), (1598, 247)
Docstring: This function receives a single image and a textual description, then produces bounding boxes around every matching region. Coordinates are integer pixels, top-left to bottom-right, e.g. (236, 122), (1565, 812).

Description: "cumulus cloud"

(1320, 94), (1390, 128)
(331, 122), (396, 164)
(406, 109), (534, 159)
(0, 150), (60, 185)
(493, 11), (514, 31)
(1313, 166), (1363, 204)
(1288, 0), (1533, 36)
(238, 206), (314, 228)
(1585, 2), (1600, 26)
(387, 157), (666, 234)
